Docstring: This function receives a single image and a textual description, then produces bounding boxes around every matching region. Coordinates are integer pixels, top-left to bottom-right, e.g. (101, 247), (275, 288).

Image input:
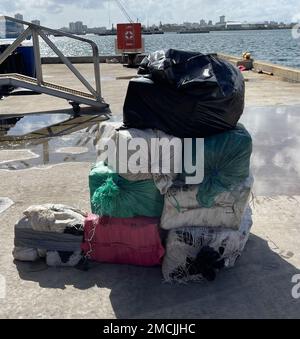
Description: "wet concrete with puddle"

(0, 113), (110, 170)
(240, 105), (300, 196)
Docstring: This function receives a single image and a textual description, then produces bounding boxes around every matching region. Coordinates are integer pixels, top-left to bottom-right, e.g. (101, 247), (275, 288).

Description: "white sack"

(23, 204), (86, 233)
(46, 251), (82, 267)
(13, 247), (39, 262)
(161, 176), (253, 231)
(97, 122), (182, 194)
(162, 208), (253, 283)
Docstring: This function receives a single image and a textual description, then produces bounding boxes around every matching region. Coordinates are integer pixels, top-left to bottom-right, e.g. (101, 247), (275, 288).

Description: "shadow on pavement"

(15, 234), (300, 319)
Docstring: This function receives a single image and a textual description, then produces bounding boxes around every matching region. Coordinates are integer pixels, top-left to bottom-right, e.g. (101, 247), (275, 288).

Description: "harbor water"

(40, 29), (300, 68)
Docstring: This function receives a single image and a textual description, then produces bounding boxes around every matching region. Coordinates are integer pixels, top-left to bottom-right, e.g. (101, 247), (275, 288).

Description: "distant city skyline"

(3, 13), (298, 34)
(61, 15), (294, 35)
(0, 0), (299, 29)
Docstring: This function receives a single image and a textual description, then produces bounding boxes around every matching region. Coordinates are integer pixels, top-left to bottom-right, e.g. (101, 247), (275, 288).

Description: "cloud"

(0, 0), (299, 27)
(0, 0), (20, 13)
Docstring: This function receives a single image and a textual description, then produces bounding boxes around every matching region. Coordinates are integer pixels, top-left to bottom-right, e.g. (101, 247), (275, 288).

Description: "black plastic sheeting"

(123, 49), (245, 138)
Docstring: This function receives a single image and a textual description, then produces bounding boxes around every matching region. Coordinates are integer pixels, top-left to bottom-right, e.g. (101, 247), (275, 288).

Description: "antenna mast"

(114, 0), (134, 23)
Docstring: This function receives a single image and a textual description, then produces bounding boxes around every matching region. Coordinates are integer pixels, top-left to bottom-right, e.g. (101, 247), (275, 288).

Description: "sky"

(0, 0), (300, 28)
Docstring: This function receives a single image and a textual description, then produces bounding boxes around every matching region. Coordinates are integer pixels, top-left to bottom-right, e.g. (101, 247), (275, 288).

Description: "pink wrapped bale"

(82, 215), (165, 267)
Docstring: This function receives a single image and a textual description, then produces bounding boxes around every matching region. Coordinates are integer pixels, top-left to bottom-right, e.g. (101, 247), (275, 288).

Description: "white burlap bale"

(23, 204), (86, 233)
(97, 122), (182, 194)
(161, 176), (253, 231)
(162, 208), (253, 283)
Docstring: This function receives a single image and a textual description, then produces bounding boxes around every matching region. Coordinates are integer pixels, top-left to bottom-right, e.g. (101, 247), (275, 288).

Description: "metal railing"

(0, 16), (104, 104)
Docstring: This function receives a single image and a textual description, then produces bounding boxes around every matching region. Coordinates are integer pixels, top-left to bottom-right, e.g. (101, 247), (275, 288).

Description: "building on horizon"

(75, 21), (84, 34)
(86, 26), (107, 34)
(14, 13), (24, 35)
(69, 21), (85, 34)
(31, 20), (41, 26)
(219, 15), (226, 24)
(0, 13), (24, 38)
(226, 21), (243, 30)
(215, 15), (226, 28)
(69, 22), (76, 33)
(15, 13), (24, 34)
(14, 13), (23, 21)
(200, 19), (207, 27)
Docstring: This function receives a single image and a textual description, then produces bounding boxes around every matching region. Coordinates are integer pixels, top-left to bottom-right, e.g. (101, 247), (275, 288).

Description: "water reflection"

(0, 116), (22, 138)
(0, 113), (109, 169)
(6, 114), (71, 136)
(241, 105), (300, 196)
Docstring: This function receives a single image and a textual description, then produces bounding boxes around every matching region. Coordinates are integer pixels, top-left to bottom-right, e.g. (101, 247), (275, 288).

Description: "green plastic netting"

(181, 124), (252, 208)
(89, 162), (164, 218)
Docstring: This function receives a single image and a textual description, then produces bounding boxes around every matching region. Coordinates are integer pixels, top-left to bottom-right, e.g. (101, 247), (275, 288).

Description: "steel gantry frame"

(0, 16), (109, 114)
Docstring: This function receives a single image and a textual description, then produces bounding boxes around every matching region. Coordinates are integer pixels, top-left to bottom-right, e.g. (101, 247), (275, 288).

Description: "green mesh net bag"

(181, 124), (252, 208)
(89, 162), (164, 218)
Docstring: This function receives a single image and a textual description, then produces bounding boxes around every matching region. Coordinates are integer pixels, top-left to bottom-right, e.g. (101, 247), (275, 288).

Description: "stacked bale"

(159, 125), (253, 282)
(107, 49), (252, 281)
(12, 49), (254, 282)
(84, 123), (180, 266)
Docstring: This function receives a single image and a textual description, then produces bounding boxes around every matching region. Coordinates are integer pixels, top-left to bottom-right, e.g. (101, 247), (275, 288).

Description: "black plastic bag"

(123, 49), (245, 138)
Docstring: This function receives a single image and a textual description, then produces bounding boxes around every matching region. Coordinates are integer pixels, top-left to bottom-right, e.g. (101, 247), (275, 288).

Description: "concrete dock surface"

(0, 64), (300, 319)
